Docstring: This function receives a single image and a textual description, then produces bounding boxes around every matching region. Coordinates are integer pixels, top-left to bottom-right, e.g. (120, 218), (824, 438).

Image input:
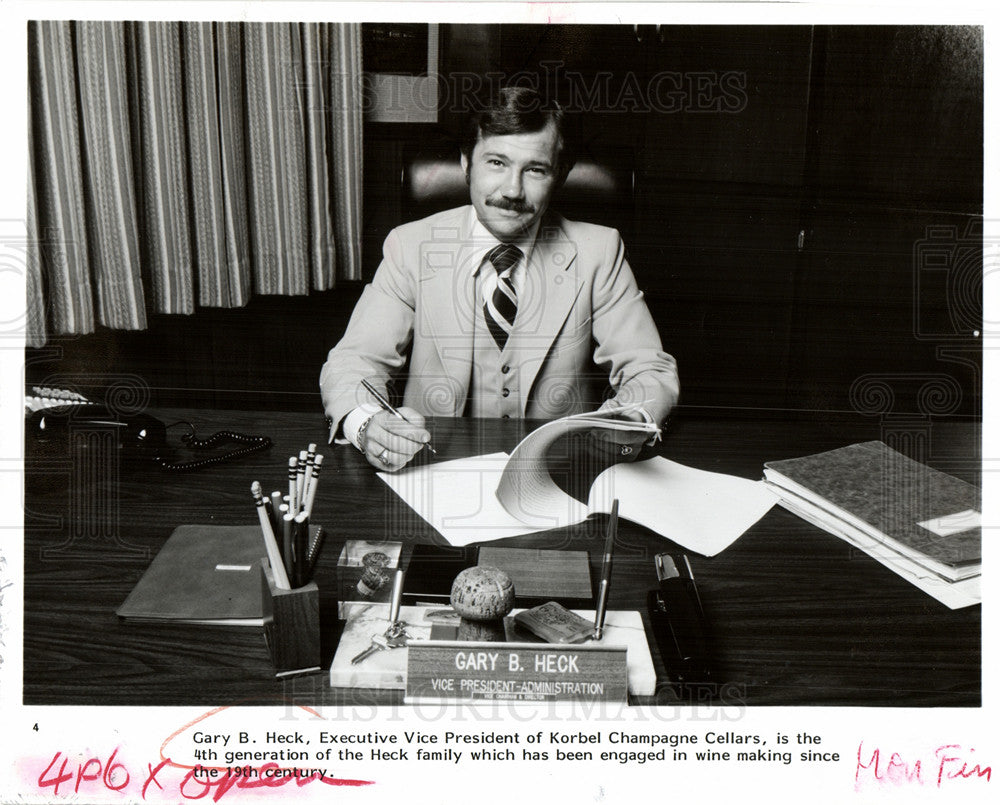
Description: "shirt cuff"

(340, 403), (382, 449)
(597, 400), (660, 443)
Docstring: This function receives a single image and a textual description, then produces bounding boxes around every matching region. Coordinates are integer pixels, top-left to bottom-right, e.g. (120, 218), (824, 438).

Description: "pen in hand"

(361, 379), (437, 454)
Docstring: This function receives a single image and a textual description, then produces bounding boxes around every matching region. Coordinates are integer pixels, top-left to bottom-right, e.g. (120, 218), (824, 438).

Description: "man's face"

(461, 120), (562, 242)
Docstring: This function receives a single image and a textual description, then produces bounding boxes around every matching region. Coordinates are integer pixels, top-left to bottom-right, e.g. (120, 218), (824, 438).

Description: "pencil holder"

(260, 560), (320, 677)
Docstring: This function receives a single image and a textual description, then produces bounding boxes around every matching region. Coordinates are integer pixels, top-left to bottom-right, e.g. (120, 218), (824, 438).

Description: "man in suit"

(321, 86), (678, 471)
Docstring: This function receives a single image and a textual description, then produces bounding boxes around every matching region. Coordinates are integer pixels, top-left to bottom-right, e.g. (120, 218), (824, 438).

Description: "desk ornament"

(450, 565), (515, 642)
(357, 552), (392, 597)
(336, 540), (403, 616)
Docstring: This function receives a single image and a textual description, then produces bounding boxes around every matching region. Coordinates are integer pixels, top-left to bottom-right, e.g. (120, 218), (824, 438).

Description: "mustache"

(485, 197), (535, 215)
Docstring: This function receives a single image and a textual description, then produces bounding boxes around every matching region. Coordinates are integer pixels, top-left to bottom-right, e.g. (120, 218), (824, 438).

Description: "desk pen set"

(251, 444), (326, 677)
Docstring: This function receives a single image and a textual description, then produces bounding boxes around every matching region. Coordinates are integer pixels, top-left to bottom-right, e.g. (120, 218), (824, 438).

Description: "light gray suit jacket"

(320, 206), (678, 428)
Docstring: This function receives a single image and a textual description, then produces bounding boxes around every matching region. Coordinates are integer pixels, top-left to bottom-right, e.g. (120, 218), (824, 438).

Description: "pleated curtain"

(27, 21), (363, 348)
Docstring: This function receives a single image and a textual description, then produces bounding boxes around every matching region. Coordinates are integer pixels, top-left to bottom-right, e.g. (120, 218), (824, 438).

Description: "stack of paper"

(763, 441), (981, 609)
(378, 407), (777, 555)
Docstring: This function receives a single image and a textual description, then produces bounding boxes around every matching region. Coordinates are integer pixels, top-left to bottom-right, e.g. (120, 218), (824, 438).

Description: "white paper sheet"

(772, 492), (981, 610)
(494, 409), (658, 527)
(380, 449), (776, 554)
(377, 452), (589, 546)
(588, 457), (778, 556)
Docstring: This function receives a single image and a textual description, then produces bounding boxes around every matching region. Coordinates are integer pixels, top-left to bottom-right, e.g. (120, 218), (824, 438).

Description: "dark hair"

(460, 85), (576, 178)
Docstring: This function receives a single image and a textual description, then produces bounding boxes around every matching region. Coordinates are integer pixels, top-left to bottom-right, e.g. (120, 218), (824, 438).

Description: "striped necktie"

(483, 243), (522, 350)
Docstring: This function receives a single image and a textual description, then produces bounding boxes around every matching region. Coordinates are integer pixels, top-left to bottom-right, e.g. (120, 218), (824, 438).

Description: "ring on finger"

(378, 448), (391, 465)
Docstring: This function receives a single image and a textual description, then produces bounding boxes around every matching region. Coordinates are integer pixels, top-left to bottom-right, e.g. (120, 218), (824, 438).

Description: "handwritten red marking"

(103, 748), (131, 791)
(143, 758), (171, 799)
(179, 763), (369, 801)
(855, 742), (923, 786)
(856, 740), (991, 790)
(936, 744), (992, 787)
(32, 698), (376, 799)
(33, 748), (372, 801)
(37, 752), (73, 796)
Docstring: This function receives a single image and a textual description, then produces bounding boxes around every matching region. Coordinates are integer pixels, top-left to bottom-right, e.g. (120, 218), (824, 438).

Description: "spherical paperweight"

(449, 566), (515, 622)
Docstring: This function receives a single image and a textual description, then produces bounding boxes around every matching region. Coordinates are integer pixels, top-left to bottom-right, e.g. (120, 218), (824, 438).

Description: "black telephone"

(27, 402), (270, 471)
(29, 405), (167, 455)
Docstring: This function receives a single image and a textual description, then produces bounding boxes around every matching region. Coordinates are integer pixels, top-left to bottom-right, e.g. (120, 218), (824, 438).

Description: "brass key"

(350, 631), (408, 665)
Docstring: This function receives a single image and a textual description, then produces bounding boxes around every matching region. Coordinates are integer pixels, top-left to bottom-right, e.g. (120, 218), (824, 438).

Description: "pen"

(282, 512), (294, 582)
(305, 525), (326, 580)
(361, 378), (437, 455)
(387, 568), (405, 628)
(593, 498), (618, 640)
(293, 511), (310, 588)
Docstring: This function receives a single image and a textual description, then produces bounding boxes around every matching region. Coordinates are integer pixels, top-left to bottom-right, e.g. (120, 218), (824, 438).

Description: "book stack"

(763, 441), (981, 609)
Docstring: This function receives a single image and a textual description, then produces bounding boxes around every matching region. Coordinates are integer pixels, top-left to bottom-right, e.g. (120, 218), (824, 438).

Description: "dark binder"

(117, 525), (266, 625)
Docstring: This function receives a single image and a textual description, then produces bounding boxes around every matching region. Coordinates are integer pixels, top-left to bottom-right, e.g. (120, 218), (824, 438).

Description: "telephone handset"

(27, 404), (271, 471)
(29, 406), (166, 453)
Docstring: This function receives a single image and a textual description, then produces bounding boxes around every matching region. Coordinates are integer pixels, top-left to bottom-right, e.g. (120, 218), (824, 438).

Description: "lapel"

(418, 209), (477, 414)
(506, 215), (582, 409)
(417, 210), (583, 416)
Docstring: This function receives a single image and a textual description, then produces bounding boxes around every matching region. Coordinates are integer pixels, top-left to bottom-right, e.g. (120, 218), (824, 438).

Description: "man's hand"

(586, 405), (654, 464)
(360, 408), (429, 472)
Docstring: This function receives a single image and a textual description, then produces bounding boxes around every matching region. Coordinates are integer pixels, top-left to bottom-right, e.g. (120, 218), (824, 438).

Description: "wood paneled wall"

(26, 25), (982, 418)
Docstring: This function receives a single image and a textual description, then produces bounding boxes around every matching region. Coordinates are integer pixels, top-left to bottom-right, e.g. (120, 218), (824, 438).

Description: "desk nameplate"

(405, 640), (628, 703)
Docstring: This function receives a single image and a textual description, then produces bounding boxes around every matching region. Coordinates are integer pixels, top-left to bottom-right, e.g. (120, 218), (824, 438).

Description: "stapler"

(647, 553), (715, 698)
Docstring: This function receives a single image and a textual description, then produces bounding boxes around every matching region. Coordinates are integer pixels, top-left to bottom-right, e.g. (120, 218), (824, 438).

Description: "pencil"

(304, 443), (317, 499)
(262, 495), (277, 539)
(287, 457), (298, 515)
(251, 481), (291, 590)
(302, 454), (323, 517)
(361, 378), (437, 455)
(296, 450), (308, 506)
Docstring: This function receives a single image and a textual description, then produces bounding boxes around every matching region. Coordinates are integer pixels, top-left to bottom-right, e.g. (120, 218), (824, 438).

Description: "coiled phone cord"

(155, 422), (272, 471)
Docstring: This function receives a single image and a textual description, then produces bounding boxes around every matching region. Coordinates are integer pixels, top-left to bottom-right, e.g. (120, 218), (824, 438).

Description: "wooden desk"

(23, 409), (981, 707)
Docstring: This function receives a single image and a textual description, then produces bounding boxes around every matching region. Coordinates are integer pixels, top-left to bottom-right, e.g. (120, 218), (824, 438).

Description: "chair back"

(403, 146), (635, 236)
